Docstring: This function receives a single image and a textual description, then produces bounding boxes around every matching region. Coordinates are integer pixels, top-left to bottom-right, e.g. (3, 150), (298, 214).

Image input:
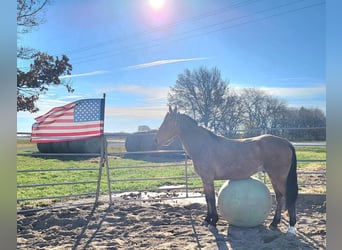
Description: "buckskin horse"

(155, 106), (298, 234)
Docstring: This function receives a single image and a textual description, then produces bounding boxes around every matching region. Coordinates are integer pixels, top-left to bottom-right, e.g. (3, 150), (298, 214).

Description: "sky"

(17, 0), (326, 133)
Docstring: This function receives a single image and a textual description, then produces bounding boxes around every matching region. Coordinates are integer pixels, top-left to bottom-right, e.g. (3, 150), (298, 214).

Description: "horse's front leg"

(202, 179), (218, 228)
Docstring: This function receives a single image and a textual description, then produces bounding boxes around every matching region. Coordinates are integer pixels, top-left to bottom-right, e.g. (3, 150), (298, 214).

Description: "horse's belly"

(213, 163), (260, 180)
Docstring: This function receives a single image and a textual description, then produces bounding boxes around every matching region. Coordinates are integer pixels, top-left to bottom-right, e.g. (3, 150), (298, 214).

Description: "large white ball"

(218, 177), (272, 227)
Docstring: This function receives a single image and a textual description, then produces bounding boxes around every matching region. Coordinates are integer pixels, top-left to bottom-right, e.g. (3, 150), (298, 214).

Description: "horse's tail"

(286, 143), (298, 209)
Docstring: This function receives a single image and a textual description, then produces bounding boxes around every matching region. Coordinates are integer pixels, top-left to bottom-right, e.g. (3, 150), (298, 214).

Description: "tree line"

(168, 67), (325, 141)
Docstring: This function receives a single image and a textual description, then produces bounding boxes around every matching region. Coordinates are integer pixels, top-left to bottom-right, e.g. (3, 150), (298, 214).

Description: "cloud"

(231, 84), (326, 98)
(259, 85), (326, 98)
(116, 84), (169, 101)
(271, 77), (324, 83)
(96, 84), (169, 102)
(59, 70), (108, 79)
(106, 105), (168, 119)
(124, 57), (209, 70)
(58, 95), (85, 100)
(104, 105), (170, 132)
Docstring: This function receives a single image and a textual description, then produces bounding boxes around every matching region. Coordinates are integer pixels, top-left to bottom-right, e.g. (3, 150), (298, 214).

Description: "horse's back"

(256, 134), (292, 150)
(255, 134), (294, 174)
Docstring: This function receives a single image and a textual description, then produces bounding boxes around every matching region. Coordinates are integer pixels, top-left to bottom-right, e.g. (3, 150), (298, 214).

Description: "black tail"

(286, 144), (298, 209)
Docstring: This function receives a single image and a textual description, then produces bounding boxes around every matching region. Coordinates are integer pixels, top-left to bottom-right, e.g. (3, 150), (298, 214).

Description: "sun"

(149, 0), (166, 10)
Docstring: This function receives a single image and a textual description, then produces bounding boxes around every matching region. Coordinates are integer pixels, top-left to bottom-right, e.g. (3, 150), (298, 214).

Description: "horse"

(155, 106), (298, 234)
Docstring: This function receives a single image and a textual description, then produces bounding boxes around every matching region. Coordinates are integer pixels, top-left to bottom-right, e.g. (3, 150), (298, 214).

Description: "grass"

(17, 138), (36, 149)
(17, 139), (326, 207)
(296, 146), (326, 161)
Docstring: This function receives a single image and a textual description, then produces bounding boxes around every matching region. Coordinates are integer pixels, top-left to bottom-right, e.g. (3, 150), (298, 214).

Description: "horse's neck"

(178, 118), (210, 156)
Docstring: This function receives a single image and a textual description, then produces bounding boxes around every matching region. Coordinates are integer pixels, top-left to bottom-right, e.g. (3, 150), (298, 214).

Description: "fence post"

(104, 138), (113, 206)
(95, 135), (105, 205)
(185, 153), (189, 198)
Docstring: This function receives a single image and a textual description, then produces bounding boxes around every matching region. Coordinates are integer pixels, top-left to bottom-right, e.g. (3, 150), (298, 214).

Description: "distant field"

(17, 139), (326, 207)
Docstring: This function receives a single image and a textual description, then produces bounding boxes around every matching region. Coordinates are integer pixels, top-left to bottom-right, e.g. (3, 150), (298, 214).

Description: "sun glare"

(149, 0), (166, 10)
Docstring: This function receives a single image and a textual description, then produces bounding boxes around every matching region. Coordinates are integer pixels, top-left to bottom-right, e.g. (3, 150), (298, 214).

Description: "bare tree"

(240, 88), (288, 134)
(168, 67), (229, 131)
(216, 90), (245, 137)
(265, 96), (288, 129)
(17, 0), (50, 35)
(297, 107), (326, 128)
(279, 107), (326, 140)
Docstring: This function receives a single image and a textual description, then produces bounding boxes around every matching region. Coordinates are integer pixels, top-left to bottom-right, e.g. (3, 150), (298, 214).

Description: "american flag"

(31, 98), (105, 143)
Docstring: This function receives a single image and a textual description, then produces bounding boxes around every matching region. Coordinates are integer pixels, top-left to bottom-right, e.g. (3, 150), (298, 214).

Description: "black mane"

(178, 113), (198, 126)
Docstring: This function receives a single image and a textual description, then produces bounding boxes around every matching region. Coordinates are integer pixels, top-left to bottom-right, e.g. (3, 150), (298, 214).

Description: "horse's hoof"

(269, 223), (278, 230)
(287, 226), (296, 235)
(269, 225), (281, 232)
(208, 224), (218, 233)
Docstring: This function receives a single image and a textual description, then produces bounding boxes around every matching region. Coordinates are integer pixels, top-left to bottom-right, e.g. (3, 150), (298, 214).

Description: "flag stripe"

(32, 130), (102, 137)
(38, 111), (74, 120)
(33, 119), (75, 126)
(32, 124), (103, 135)
(34, 103), (75, 123)
(30, 135), (102, 143)
(32, 121), (102, 131)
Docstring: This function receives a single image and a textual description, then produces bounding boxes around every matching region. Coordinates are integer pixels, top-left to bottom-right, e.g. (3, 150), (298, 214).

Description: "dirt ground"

(17, 192), (326, 250)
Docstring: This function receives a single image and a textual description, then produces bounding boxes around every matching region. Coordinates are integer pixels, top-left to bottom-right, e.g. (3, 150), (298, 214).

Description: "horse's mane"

(178, 113), (198, 126)
(178, 113), (220, 140)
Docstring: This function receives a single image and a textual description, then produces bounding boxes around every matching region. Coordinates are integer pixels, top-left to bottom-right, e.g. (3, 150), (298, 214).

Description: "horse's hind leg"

(287, 203), (297, 234)
(270, 191), (284, 229)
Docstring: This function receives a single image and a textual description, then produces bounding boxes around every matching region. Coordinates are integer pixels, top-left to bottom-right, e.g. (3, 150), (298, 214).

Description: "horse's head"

(155, 105), (179, 146)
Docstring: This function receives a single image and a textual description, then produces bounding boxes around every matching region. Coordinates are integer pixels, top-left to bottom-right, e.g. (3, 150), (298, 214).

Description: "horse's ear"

(168, 105), (178, 114)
